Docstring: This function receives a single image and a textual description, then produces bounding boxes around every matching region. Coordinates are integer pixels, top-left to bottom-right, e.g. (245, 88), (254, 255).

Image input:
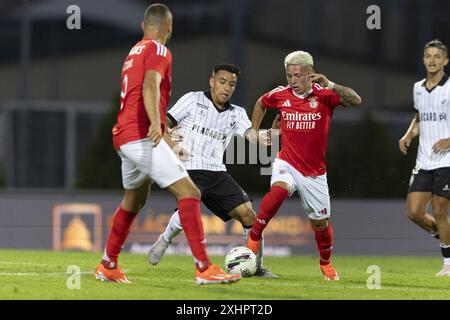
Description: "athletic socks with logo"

(102, 206), (138, 269)
(178, 198), (211, 272)
(249, 186), (289, 241)
(163, 209), (183, 241)
(312, 222), (334, 266)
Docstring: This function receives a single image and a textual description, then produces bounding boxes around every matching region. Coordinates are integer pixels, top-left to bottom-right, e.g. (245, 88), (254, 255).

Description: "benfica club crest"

(308, 96), (318, 109)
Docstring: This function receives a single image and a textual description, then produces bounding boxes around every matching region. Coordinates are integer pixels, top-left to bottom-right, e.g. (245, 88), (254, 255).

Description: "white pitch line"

(0, 261), (54, 267)
(0, 271), (94, 277)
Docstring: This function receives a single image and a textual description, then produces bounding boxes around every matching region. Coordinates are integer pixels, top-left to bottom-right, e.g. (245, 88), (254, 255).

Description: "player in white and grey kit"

(148, 63), (277, 277)
(399, 39), (450, 276)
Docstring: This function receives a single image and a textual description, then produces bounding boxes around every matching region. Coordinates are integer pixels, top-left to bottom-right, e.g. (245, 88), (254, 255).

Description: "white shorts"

(270, 158), (331, 220)
(118, 138), (188, 189)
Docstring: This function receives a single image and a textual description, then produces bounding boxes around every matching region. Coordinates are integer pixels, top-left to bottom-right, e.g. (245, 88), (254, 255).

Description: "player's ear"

(209, 76), (215, 89)
(141, 21), (145, 32)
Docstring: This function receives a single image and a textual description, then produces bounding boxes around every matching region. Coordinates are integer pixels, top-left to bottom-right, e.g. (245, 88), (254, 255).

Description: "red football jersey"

(112, 39), (172, 149)
(262, 83), (341, 176)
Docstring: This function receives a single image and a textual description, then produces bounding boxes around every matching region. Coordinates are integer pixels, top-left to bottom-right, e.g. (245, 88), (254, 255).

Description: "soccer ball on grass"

(224, 246), (257, 277)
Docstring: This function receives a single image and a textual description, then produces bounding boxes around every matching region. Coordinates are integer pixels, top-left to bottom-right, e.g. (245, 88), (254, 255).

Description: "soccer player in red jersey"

(95, 3), (240, 285)
(246, 51), (362, 280)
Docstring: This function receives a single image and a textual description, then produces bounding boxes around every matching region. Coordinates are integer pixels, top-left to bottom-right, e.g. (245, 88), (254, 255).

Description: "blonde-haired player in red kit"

(95, 3), (240, 285)
(246, 51), (362, 280)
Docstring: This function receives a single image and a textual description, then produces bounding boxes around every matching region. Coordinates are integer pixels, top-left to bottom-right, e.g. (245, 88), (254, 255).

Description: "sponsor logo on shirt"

(281, 111), (322, 130)
(191, 124), (226, 141)
(420, 112), (448, 122)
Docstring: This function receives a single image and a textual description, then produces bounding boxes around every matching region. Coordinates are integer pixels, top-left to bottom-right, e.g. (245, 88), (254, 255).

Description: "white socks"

(162, 212), (265, 269)
(162, 210), (183, 241)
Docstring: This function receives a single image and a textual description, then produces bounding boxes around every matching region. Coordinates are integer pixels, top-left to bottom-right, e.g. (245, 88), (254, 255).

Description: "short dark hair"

(424, 39), (448, 56)
(144, 3), (171, 27)
(213, 63), (241, 77)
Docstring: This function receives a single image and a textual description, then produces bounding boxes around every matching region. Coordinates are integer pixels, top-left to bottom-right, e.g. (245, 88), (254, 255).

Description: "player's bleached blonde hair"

(284, 51), (314, 69)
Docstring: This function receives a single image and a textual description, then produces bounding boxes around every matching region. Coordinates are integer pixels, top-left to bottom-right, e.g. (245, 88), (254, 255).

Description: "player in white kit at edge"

(399, 39), (450, 276)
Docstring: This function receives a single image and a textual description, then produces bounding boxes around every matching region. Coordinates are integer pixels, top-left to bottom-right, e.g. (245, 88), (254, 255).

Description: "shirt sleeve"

(261, 87), (283, 109)
(167, 92), (195, 126)
(326, 89), (341, 109)
(143, 44), (169, 76)
(413, 83), (419, 111)
(234, 109), (252, 138)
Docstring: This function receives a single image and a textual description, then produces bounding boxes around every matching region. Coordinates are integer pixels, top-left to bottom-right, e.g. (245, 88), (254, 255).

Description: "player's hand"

(246, 128), (259, 144)
(172, 144), (191, 161)
(432, 138), (450, 154)
(399, 135), (412, 155)
(258, 129), (272, 146)
(309, 73), (330, 87)
(148, 124), (162, 147)
(168, 125), (183, 143)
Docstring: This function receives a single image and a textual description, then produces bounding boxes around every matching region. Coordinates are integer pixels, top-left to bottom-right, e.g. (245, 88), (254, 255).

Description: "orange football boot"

(95, 263), (130, 283)
(320, 263), (339, 281)
(195, 264), (241, 285)
(246, 236), (260, 255)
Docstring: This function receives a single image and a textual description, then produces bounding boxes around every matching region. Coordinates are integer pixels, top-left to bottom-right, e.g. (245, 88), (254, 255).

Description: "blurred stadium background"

(0, 0), (449, 258)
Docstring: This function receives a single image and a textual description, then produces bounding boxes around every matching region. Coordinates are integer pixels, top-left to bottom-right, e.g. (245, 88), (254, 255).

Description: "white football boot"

(148, 234), (171, 265)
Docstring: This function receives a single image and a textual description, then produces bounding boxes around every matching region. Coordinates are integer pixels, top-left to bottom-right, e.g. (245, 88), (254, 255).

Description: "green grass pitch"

(0, 249), (449, 300)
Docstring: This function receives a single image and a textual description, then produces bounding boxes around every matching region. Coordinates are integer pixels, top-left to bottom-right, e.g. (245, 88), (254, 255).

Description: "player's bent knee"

(432, 209), (448, 222)
(406, 205), (425, 222)
(310, 218), (328, 230)
(181, 182), (201, 199)
(186, 184), (201, 199)
(240, 208), (256, 226)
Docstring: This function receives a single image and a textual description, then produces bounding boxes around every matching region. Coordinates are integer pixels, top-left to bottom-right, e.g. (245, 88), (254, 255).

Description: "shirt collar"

(421, 73), (449, 87)
(291, 87), (313, 99)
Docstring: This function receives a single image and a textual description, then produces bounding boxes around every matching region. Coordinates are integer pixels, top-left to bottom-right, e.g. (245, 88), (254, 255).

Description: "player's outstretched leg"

(311, 219), (339, 281)
(167, 177), (241, 285)
(148, 209), (183, 265)
(435, 244), (450, 276)
(247, 185), (289, 254)
(230, 202), (278, 278)
(95, 206), (137, 283)
(432, 195), (450, 276)
(243, 228), (278, 278)
(95, 182), (149, 283)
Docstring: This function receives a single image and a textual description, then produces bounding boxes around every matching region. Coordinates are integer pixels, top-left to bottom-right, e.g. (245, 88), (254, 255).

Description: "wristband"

(327, 81), (335, 90)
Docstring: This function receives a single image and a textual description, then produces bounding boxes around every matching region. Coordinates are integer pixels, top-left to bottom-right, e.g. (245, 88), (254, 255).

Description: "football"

(224, 246), (257, 277)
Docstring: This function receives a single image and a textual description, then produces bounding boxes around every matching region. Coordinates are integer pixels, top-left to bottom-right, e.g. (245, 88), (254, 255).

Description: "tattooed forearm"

(332, 84), (362, 106)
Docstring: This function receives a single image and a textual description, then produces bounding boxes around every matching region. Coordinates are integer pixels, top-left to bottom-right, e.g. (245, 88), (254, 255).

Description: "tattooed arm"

(309, 73), (362, 107)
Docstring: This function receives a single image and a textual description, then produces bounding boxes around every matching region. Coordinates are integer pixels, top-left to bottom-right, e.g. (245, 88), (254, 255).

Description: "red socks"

(249, 186), (289, 241)
(313, 222), (334, 265)
(178, 198), (211, 272)
(103, 206), (138, 269)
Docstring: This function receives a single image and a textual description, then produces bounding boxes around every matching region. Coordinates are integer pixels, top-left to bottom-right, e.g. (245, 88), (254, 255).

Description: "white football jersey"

(168, 91), (251, 171)
(414, 74), (450, 170)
